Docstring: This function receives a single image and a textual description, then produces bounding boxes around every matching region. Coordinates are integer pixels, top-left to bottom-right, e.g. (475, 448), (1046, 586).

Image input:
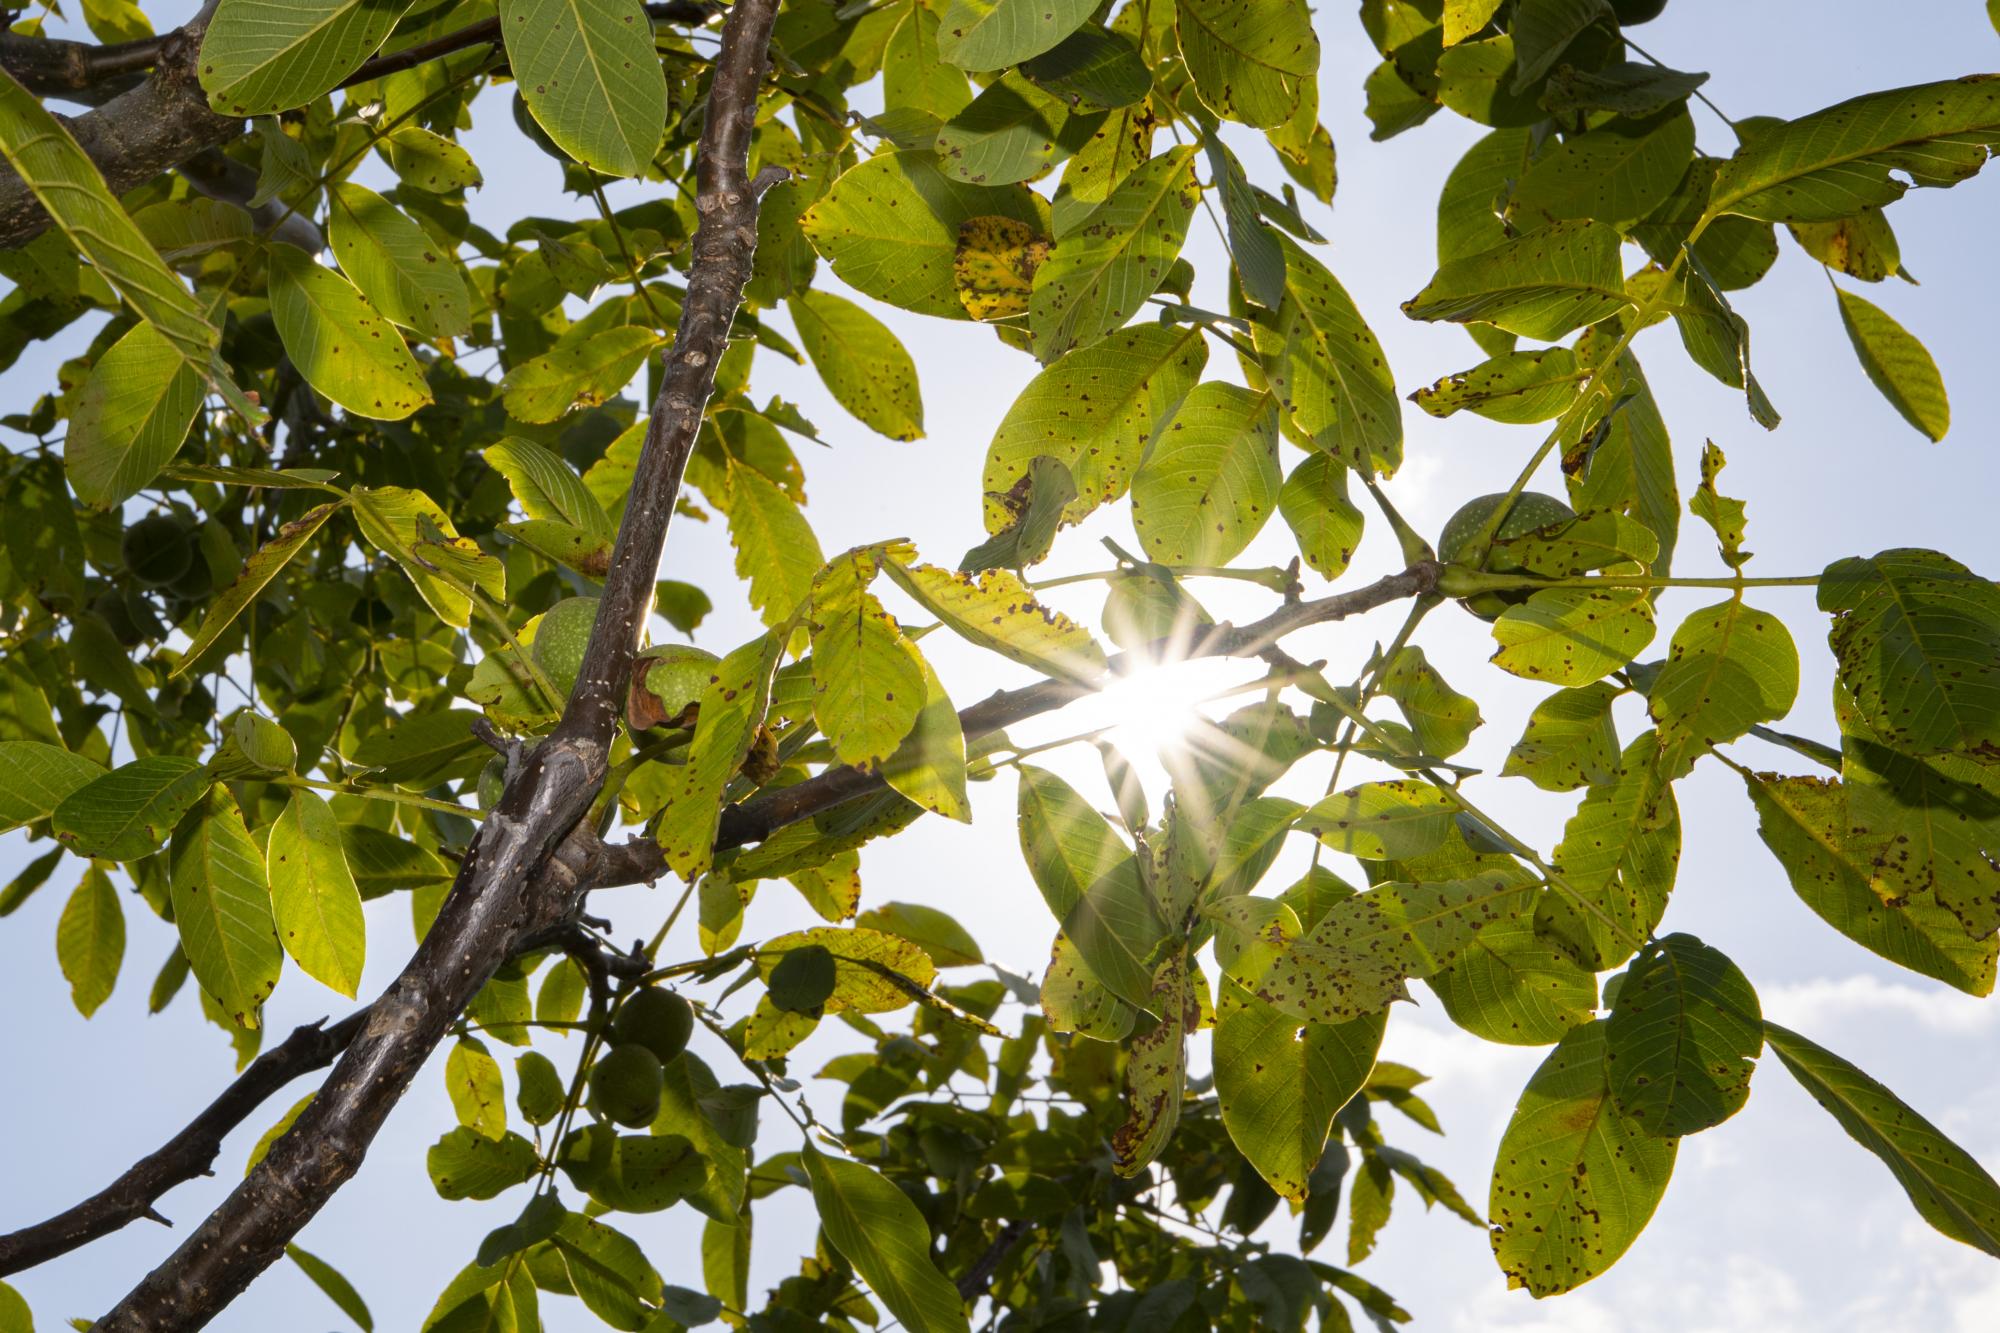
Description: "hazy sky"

(4, 3), (2000, 1330)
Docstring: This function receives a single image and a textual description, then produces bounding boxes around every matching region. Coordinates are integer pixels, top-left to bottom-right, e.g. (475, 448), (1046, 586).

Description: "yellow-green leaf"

(268, 789), (365, 998)
(269, 246), (432, 421)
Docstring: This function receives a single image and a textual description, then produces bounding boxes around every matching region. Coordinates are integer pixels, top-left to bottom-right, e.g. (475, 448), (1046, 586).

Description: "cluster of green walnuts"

(584, 987), (697, 1129)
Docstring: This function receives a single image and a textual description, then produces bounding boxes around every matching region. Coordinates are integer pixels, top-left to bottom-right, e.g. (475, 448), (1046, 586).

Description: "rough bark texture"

(0, 14), (239, 249)
(0, 2), (719, 251)
(88, 2), (783, 1326)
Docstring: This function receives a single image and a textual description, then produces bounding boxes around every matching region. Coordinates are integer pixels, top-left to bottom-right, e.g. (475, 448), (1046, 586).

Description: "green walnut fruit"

(1611, 0), (1668, 23)
(587, 1042), (664, 1129)
(122, 514), (194, 588)
(1436, 491), (1575, 621)
(530, 596), (601, 696)
(638, 645), (718, 719)
(90, 591), (146, 648)
(611, 987), (694, 1065)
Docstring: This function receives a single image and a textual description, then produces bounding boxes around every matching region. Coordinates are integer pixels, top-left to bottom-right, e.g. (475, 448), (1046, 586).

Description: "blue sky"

(4, 3), (2000, 1330)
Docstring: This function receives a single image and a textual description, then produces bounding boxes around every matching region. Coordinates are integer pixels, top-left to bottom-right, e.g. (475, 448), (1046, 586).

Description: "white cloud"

(1758, 974), (2000, 1037)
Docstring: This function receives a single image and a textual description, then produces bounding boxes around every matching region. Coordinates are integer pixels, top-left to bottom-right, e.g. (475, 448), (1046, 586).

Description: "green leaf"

(1378, 646), (1483, 758)
(51, 756), (207, 860)
(654, 633), (784, 884)
(286, 1244), (375, 1332)
(1708, 77), (2000, 222)
(1540, 735), (1679, 970)
(514, 1051), (565, 1126)
(169, 786), (281, 1027)
(176, 501), (340, 676)
(885, 1), (972, 119)
(981, 324), (1206, 531)
(1300, 780), (1457, 861)
(802, 150), (1049, 320)
(1789, 207), (1902, 282)
(1402, 219), (1631, 340)
(1176, 0), (1321, 128)
(1029, 145), (1199, 362)
(1741, 771), (1995, 996)
(328, 183), (471, 340)
(1206, 135), (1287, 309)
(1491, 583), (1656, 687)
(1040, 929), (1137, 1040)
(484, 437), (612, 537)
(1250, 871), (1536, 1024)
(1278, 453), (1365, 580)
(1251, 237), (1403, 474)
(1687, 438), (1748, 568)
(1509, 0), (1612, 89)
(1439, 128), (1532, 266)
(856, 901), (984, 967)
(0, 741), (105, 832)
(551, 1213), (662, 1329)
(1819, 548), (2000, 759)
(385, 126), (484, 192)
(809, 550), (926, 767)
(756, 925), (937, 1014)
(938, 0), (1097, 71)
(269, 246), (432, 422)
(1834, 287), (1949, 442)
(1130, 383), (1281, 567)
(961, 455), (1075, 572)
(1502, 682), (1622, 792)
(1215, 979), (1383, 1201)
(1647, 599), (1799, 780)
(1661, 256), (1780, 428)
(790, 289), (924, 441)
(1411, 347), (1587, 424)
(351, 485), (505, 629)
(1020, 25), (1151, 112)
(804, 1145), (970, 1333)
(65, 322), (205, 508)
(1489, 1022), (1677, 1297)
(885, 559), (1105, 683)
(198, 0), (413, 116)
(1842, 732), (2000, 938)
(427, 1126), (539, 1201)
(446, 1038), (508, 1140)
(718, 459), (823, 633)
(1063, 856), (1169, 1007)
(1112, 949), (1200, 1174)
(1605, 934), (1762, 1136)
(499, 325), (660, 425)
(268, 789), (365, 998)
(1765, 1022), (2000, 1258)
(1511, 108), (1694, 227)
(1016, 765), (1130, 922)
(880, 657), (971, 822)
(501, 0), (668, 177)
(58, 862), (124, 1018)
(0, 70), (252, 419)
(936, 72), (1098, 186)
(1426, 907), (1597, 1045)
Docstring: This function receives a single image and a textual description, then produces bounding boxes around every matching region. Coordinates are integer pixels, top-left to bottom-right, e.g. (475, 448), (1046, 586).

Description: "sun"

(1075, 654), (1262, 770)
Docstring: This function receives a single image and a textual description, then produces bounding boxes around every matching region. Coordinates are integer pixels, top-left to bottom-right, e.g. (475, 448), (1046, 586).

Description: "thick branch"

(0, 14), (239, 250)
(0, 1010), (366, 1279)
(0, 2), (718, 250)
(0, 30), (161, 99)
(92, 4), (783, 1327)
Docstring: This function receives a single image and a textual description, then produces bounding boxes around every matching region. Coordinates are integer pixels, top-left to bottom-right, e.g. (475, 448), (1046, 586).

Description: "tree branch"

(582, 562), (1447, 892)
(0, 1010), (366, 1279)
(0, 2), (720, 250)
(90, 3), (783, 1326)
(0, 12), (240, 250)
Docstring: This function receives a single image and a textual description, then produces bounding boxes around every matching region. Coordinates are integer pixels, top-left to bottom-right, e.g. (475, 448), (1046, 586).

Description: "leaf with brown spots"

(953, 214), (1050, 320)
(1488, 1022), (1677, 1296)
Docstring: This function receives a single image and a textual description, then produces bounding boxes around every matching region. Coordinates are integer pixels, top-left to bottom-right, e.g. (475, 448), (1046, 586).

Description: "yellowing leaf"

(953, 214), (1049, 319)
